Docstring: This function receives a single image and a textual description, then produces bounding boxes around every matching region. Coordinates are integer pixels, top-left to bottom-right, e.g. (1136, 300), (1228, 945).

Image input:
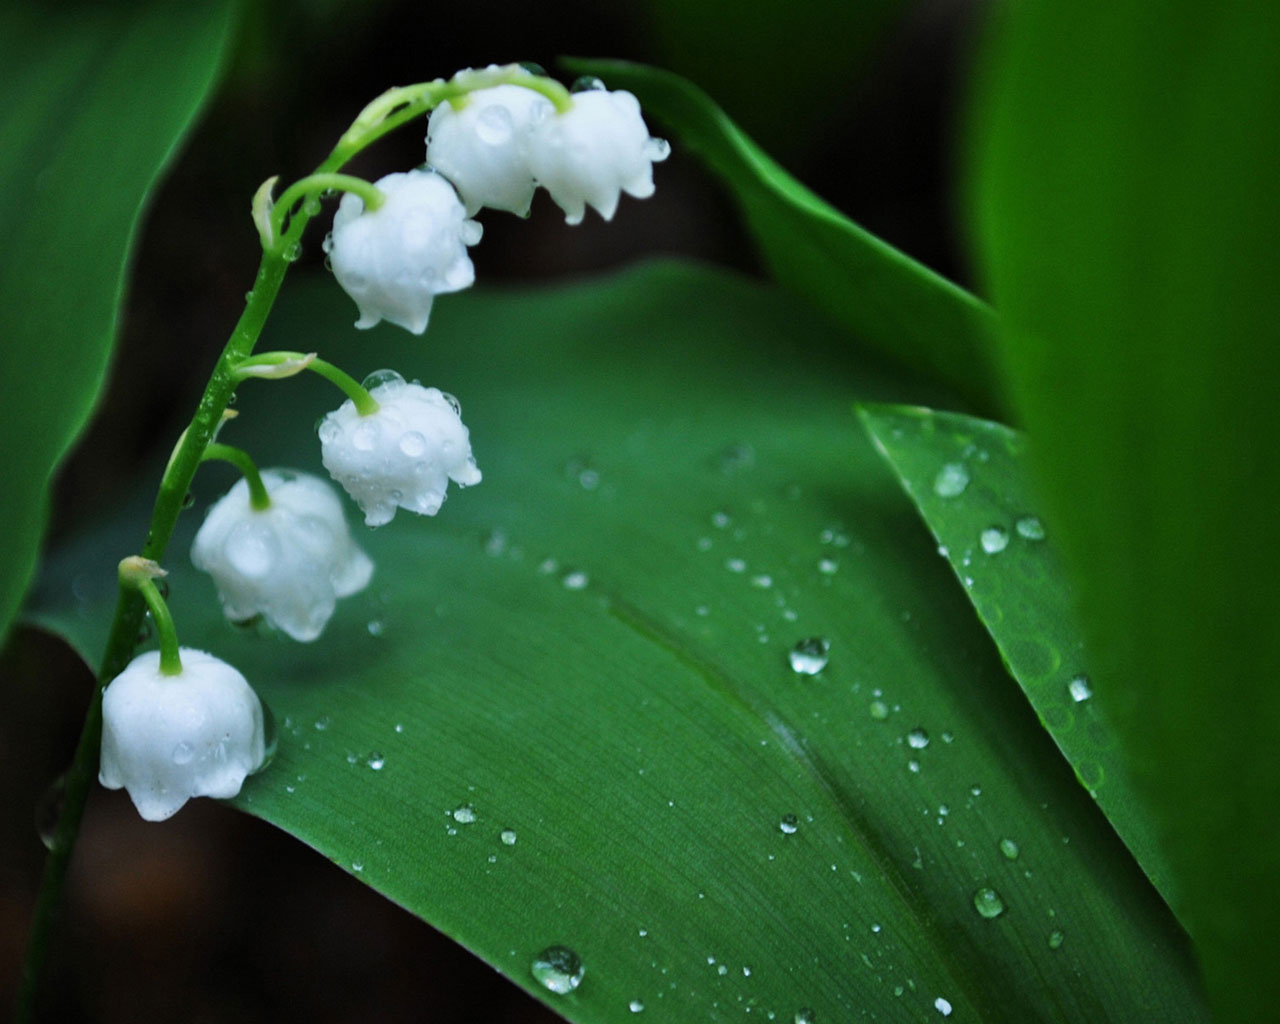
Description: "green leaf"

(562, 59), (1001, 412)
(858, 403), (1178, 911)
(968, 4), (1280, 1020)
(0, 0), (235, 646)
(29, 264), (1204, 1022)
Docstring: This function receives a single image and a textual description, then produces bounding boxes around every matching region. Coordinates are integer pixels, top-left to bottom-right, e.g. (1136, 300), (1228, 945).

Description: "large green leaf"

(968, 3), (1280, 1020)
(29, 264), (1203, 1022)
(563, 59), (1001, 413)
(858, 404), (1177, 909)
(0, 0), (236, 646)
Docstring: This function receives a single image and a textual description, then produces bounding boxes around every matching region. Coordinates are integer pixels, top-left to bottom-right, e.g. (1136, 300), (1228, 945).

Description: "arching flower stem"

(117, 557), (182, 676)
(202, 444), (272, 511)
(235, 351), (380, 416)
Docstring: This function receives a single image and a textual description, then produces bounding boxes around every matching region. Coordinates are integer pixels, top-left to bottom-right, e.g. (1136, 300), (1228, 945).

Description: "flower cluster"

(330, 67), (668, 333)
(101, 65), (657, 821)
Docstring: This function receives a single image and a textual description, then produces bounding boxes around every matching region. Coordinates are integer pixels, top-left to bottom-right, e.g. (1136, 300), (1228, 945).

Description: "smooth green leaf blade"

(30, 264), (1204, 1022)
(562, 59), (1000, 413)
(969, 4), (1280, 1020)
(858, 403), (1178, 910)
(0, 0), (235, 645)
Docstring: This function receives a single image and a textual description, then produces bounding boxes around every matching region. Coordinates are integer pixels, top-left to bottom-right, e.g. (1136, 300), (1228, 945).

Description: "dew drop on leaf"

(531, 945), (585, 994)
(1016, 515), (1046, 540)
(999, 838), (1020, 860)
(933, 463), (969, 497)
(907, 727), (930, 749)
(980, 526), (1009, 554)
(778, 813), (799, 835)
(1068, 674), (1093, 702)
(788, 638), (830, 675)
(973, 886), (1006, 919)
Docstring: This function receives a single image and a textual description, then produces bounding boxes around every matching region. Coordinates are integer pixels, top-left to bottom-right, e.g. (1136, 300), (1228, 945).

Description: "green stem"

(203, 443), (272, 510)
(270, 173), (384, 244)
(236, 351), (379, 415)
(134, 579), (183, 676)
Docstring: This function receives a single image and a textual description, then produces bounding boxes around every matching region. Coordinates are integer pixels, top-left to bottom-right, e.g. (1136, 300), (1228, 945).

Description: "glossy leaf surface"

(0, 0), (235, 645)
(858, 403), (1177, 909)
(29, 264), (1203, 1022)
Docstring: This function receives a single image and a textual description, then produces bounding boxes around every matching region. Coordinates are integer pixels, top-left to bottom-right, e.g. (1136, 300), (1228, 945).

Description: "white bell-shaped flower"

(191, 470), (373, 641)
(325, 169), (482, 335)
(100, 648), (266, 822)
(319, 371), (481, 527)
(427, 83), (554, 216)
(528, 85), (669, 225)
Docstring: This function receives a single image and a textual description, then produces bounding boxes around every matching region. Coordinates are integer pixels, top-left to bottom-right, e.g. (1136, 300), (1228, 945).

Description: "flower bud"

(528, 86), (669, 225)
(325, 169), (481, 335)
(191, 470), (373, 641)
(319, 372), (481, 527)
(99, 648), (266, 821)
(427, 83), (553, 216)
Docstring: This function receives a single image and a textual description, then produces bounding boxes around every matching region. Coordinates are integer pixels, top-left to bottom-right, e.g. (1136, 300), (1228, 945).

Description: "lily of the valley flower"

(325, 169), (481, 334)
(426, 83), (553, 216)
(191, 470), (373, 641)
(99, 648), (266, 821)
(527, 84), (669, 225)
(319, 372), (481, 527)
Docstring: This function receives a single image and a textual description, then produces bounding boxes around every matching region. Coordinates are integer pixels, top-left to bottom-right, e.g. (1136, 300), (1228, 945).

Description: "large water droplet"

(1016, 515), (1046, 540)
(571, 75), (606, 92)
(980, 526), (1009, 554)
(361, 368), (405, 392)
(933, 463), (970, 497)
(629, 999), (645, 1013)
(562, 570), (589, 591)
(500, 828), (518, 846)
(794, 1009), (815, 1024)
(778, 813), (799, 835)
(907, 727), (930, 749)
(452, 804), (477, 823)
(934, 997), (953, 1016)
(973, 886), (1006, 919)
(1068, 674), (1093, 702)
(366, 752), (386, 771)
(999, 838), (1020, 860)
(788, 637), (830, 675)
(532, 945), (585, 994)
(475, 104), (514, 145)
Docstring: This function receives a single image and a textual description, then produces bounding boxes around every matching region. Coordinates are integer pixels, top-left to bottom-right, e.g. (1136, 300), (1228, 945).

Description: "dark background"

(0, 0), (982, 1019)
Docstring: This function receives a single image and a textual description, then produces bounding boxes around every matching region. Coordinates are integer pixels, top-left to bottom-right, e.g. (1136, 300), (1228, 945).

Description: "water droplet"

(561, 570), (589, 590)
(869, 700), (890, 721)
(532, 945), (585, 994)
(1016, 515), (1046, 540)
(907, 759), (921, 773)
(972, 886), (1006, 919)
(907, 727), (930, 749)
(999, 838), (1020, 860)
(980, 526), (1009, 554)
(171, 741), (195, 765)
(361, 368), (405, 392)
(970, 784), (982, 797)
(351, 421), (378, 451)
(934, 996), (953, 1016)
(475, 103), (515, 144)
(36, 774), (67, 851)
(933, 463), (970, 497)
(646, 137), (671, 161)
(817, 558), (838, 575)
(314, 716), (331, 731)
(750, 574), (773, 589)
(352, 860), (364, 872)
(452, 804), (477, 823)
(711, 511), (731, 529)
(794, 1009), (815, 1024)
(500, 828), (517, 846)
(302, 196), (322, 215)
(399, 431), (428, 457)
(742, 965), (752, 977)
(788, 637), (830, 676)
(180, 491), (196, 510)
(367, 619), (385, 637)
(284, 241), (302, 262)
(1068, 674), (1093, 702)
(366, 752), (386, 771)
(571, 75), (606, 92)
(725, 557), (747, 573)
(629, 999), (645, 1013)
(1048, 929), (1065, 949)
(778, 813), (799, 835)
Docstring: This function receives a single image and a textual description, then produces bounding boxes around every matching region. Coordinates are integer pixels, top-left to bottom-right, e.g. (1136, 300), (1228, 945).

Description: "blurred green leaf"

(642, 0), (904, 155)
(0, 0), (236, 646)
(969, 3), (1280, 1020)
(858, 403), (1178, 910)
(564, 59), (1000, 412)
(31, 264), (1203, 1022)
